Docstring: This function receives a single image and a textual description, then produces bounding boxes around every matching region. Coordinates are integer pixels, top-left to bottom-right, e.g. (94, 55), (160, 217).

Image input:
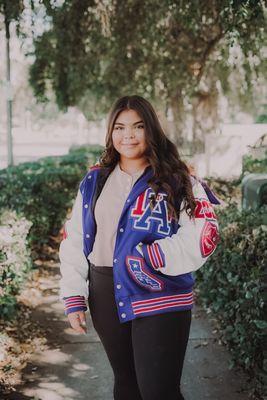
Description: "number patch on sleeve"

(194, 199), (217, 220)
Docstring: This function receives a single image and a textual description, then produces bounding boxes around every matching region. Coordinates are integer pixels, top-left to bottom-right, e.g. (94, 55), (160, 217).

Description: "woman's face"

(112, 109), (148, 163)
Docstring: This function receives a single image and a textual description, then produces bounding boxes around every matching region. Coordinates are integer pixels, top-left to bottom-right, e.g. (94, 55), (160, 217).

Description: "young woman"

(59, 95), (220, 400)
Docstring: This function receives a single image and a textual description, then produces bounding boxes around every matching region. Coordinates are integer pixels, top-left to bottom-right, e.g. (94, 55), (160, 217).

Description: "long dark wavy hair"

(98, 95), (196, 221)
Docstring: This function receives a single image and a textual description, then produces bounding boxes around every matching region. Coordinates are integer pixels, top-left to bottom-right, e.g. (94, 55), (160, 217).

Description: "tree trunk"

(191, 74), (220, 154)
(167, 88), (185, 147)
(4, 2), (14, 167)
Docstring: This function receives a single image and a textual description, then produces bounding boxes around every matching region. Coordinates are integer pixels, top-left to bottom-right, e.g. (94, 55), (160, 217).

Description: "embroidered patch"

(200, 221), (219, 257)
(131, 188), (171, 235)
(194, 198), (217, 220)
(126, 256), (164, 291)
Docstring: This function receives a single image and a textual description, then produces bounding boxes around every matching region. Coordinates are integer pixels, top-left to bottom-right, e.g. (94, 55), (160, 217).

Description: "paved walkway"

(8, 260), (251, 400)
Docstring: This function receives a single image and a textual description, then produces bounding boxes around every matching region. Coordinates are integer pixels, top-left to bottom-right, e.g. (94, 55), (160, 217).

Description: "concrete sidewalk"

(10, 261), (251, 400)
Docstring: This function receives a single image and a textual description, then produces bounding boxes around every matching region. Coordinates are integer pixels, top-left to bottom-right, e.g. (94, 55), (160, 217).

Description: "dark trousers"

(88, 263), (191, 400)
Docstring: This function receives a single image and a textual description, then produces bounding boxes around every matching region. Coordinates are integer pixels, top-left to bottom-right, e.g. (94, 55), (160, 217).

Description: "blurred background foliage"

(0, 0), (266, 150)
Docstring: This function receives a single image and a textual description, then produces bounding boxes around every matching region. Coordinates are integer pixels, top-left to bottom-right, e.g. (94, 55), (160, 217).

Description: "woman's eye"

(114, 125), (143, 131)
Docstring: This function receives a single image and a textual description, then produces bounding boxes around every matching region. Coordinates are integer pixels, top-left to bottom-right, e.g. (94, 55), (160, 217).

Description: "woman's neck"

(119, 158), (150, 175)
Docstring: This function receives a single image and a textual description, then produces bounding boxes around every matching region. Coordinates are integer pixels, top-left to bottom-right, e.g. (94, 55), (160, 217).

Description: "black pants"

(88, 263), (191, 400)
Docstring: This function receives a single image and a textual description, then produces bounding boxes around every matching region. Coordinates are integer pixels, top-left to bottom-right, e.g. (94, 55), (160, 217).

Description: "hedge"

(0, 210), (32, 319)
(195, 202), (266, 397)
(0, 144), (103, 249)
(242, 153), (267, 176)
(0, 144), (103, 319)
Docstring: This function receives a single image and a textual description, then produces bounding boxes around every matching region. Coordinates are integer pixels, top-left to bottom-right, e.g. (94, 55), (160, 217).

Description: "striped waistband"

(131, 292), (194, 316)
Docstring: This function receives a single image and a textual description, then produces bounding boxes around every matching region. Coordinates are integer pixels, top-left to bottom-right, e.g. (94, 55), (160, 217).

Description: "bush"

(0, 145), (103, 320)
(195, 202), (267, 395)
(0, 210), (32, 319)
(0, 145), (103, 249)
(242, 154), (267, 176)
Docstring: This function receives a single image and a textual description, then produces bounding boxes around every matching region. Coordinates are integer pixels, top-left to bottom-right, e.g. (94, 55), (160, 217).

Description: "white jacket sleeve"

(138, 180), (220, 276)
(59, 188), (89, 300)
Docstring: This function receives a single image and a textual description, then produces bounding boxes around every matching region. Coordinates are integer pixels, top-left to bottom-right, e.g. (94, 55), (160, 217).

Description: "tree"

(0, 0), (24, 166)
(28, 1), (266, 150)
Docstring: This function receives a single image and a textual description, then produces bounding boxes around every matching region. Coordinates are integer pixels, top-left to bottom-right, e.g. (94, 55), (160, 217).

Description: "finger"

(78, 312), (86, 325)
(78, 313), (87, 332)
(72, 320), (86, 334)
(68, 314), (86, 334)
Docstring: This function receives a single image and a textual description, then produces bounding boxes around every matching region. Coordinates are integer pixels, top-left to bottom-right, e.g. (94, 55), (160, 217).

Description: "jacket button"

(88, 175), (92, 179)
(116, 284), (121, 289)
(84, 204), (89, 208)
(114, 258), (118, 263)
(119, 301), (124, 306)
(85, 234), (90, 238)
(127, 199), (130, 203)
(119, 228), (124, 233)
(121, 313), (126, 318)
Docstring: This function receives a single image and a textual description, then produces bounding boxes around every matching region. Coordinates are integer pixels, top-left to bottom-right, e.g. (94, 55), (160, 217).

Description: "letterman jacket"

(59, 164), (220, 323)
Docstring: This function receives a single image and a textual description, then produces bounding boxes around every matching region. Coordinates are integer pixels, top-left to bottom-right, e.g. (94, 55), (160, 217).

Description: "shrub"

(242, 153), (267, 176)
(0, 210), (32, 319)
(0, 145), (102, 319)
(0, 145), (103, 249)
(195, 202), (266, 394)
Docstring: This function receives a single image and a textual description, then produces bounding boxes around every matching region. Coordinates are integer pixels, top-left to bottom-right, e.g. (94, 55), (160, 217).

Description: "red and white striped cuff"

(142, 242), (166, 270)
(63, 296), (87, 315)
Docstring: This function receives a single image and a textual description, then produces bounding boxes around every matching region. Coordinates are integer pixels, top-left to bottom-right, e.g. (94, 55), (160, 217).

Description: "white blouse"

(89, 162), (145, 267)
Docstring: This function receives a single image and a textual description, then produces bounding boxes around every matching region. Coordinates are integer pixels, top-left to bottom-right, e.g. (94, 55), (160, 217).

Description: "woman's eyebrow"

(114, 120), (143, 126)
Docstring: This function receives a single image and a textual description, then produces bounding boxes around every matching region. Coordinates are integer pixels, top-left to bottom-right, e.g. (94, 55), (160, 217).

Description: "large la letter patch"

(130, 189), (171, 235)
(126, 256), (164, 291)
(200, 221), (219, 257)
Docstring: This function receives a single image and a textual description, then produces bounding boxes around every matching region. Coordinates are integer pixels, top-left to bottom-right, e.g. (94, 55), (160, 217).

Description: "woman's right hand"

(67, 311), (87, 334)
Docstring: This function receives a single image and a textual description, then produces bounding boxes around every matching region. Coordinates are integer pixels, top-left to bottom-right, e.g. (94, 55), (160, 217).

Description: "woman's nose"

(123, 127), (135, 138)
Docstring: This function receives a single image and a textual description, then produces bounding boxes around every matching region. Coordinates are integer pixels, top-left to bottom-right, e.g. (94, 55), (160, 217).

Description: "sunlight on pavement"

(24, 383), (79, 400)
(72, 363), (92, 371)
(31, 348), (71, 365)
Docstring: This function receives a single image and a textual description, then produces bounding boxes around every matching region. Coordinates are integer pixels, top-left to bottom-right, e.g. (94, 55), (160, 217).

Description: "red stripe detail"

(153, 243), (163, 267)
(65, 296), (84, 301)
(65, 302), (86, 308)
(147, 245), (158, 269)
(65, 299), (86, 305)
(133, 299), (193, 315)
(65, 298), (85, 302)
(65, 301), (85, 306)
(65, 299), (85, 304)
(132, 292), (193, 307)
(151, 244), (161, 267)
(132, 295), (193, 309)
(132, 295), (193, 310)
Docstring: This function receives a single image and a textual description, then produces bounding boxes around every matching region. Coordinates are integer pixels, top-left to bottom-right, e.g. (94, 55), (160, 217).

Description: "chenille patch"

(200, 221), (219, 257)
(126, 256), (164, 291)
(194, 198), (217, 220)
